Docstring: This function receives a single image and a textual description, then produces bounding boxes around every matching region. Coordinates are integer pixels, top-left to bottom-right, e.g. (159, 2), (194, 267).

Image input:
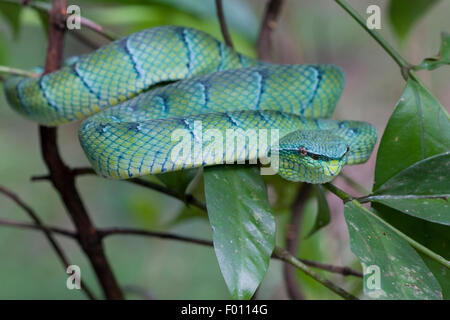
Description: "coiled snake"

(3, 26), (377, 184)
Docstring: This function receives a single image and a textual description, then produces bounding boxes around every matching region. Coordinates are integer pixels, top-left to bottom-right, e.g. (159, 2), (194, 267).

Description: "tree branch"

(283, 183), (312, 300)
(257, 0), (284, 60)
(274, 247), (358, 300)
(0, 185), (94, 299)
(38, 0), (123, 299)
(32, 167), (208, 211)
(0, 65), (39, 78)
(215, 0), (234, 48)
(0, 214), (363, 279)
(0, 0), (118, 41)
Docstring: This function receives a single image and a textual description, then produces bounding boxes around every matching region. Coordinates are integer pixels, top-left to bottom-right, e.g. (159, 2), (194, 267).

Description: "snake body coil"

(3, 26), (377, 183)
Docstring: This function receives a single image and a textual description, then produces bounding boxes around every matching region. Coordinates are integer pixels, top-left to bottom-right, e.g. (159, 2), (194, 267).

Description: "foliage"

(0, 0), (448, 300)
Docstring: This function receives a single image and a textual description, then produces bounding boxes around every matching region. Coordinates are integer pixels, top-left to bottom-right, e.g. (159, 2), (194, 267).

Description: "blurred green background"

(0, 0), (448, 299)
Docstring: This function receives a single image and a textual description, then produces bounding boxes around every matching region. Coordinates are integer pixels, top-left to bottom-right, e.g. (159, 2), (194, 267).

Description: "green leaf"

(374, 79), (450, 190)
(0, 3), (23, 38)
(370, 152), (450, 225)
(374, 204), (450, 298)
(375, 152), (450, 197)
(306, 185), (331, 238)
(388, 0), (441, 39)
(344, 201), (442, 299)
(156, 168), (198, 196)
(204, 166), (275, 299)
(372, 198), (449, 225)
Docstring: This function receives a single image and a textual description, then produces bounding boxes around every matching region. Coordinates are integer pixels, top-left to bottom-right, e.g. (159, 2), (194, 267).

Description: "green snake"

(3, 26), (377, 184)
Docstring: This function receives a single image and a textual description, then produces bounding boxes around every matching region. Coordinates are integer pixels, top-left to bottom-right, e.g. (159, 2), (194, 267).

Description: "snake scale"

(3, 26), (377, 184)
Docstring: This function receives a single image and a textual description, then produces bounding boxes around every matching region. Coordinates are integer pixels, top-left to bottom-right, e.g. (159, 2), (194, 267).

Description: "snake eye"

(299, 146), (307, 156)
(311, 154), (319, 160)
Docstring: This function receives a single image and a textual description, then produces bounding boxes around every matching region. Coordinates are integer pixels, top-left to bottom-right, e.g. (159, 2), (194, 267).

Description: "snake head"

(275, 130), (349, 184)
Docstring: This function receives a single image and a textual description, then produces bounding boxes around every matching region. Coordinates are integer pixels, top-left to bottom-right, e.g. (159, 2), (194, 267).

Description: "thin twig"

(299, 258), (362, 278)
(0, 65), (39, 78)
(257, 0), (284, 61)
(99, 227), (213, 246)
(0, 185), (95, 299)
(284, 184), (312, 300)
(0, 215), (363, 278)
(32, 167), (208, 211)
(215, 0), (233, 48)
(39, 0), (124, 299)
(0, 218), (77, 238)
(275, 247), (359, 300)
(334, 0), (410, 78)
(0, 0), (118, 41)
(78, 16), (117, 41)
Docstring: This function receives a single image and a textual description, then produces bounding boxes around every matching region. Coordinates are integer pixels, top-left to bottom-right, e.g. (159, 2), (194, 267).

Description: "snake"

(3, 26), (377, 184)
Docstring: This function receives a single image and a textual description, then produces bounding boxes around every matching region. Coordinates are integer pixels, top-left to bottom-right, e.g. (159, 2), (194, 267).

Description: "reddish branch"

(257, 0), (284, 61)
(39, 0), (123, 299)
(0, 214), (362, 278)
(215, 0), (234, 48)
(0, 185), (95, 299)
(283, 183), (312, 300)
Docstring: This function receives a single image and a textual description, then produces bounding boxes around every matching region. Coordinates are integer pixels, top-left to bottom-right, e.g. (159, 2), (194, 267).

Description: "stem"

(0, 65), (39, 78)
(323, 182), (353, 202)
(0, 0), (118, 41)
(274, 247), (358, 300)
(334, 0), (410, 71)
(215, 0), (234, 48)
(325, 183), (450, 270)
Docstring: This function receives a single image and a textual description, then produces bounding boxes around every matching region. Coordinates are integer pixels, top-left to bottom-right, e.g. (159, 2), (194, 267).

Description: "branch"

(215, 0), (234, 48)
(0, 185), (94, 299)
(0, 214), (363, 279)
(334, 0), (410, 78)
(274, 247), (358, 300)
(0, 218), (76, 238)
(0, 65), (39, 78)
(32, 167), (207, 211)
(0, 0), (118, 41)
(38, 0), (123, 299)
(283, 184), (312, 300)
(257, 0), (284, 60)
(98, 227), (212, 246)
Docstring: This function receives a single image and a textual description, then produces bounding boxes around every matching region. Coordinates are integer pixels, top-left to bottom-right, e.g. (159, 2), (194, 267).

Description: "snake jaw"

(277, 153), (345, 184)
